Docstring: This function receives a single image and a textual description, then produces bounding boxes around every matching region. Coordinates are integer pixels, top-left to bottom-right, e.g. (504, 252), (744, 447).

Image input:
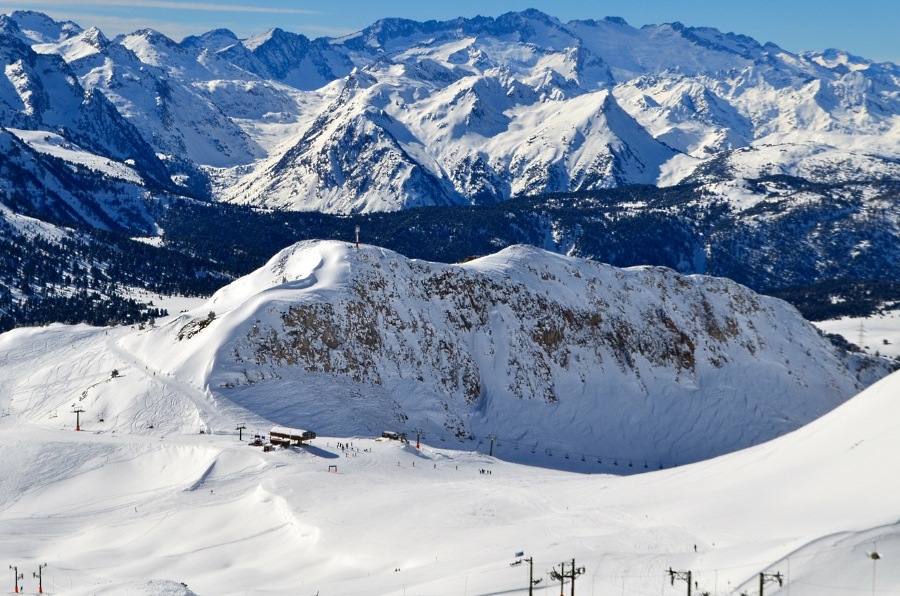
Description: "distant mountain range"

(2, 9), (898, 214)
(0, 9), (897, 330)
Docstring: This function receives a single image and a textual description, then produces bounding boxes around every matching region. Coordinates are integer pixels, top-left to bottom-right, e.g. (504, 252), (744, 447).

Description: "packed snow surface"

(0, 241), (897, 595)
(0, 325), (898, 595)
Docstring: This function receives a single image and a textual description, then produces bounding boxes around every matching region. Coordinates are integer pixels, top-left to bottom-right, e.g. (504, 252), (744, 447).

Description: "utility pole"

(668, 568), (692, 596)
(488, 434), (497, 456)
(759, 572), (783, 595)
(9, 565), (22, 593)
(551, 559), (585, 596)
(413, 428), (424, 449)
(72, 405), (85, 431)
(33, 563), (46, 594)
(236, 423), (246, 441)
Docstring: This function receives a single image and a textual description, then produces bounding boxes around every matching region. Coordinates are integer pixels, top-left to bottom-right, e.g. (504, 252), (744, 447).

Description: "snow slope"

(0, 319), (898, 595)
(102, 240), (888, 470)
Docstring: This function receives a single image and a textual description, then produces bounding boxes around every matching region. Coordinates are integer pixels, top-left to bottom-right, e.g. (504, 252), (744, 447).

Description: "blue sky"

(2, 0), (897, 62)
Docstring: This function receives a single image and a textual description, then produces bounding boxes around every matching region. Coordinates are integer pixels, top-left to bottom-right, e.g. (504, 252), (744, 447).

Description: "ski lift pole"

(511, 554), (542, 596)
(72, 405), (85, 431)
(9, 565), (22, 593)
(668, 568), (692, 596)
(759, 571), (783, 595)
(550, 561), (566, 596)
(526, 556), (542, 596)
(34, 563), (46, 594)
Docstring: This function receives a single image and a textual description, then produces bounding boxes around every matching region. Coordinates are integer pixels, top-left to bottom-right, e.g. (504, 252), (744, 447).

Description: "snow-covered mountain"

(0, 9), (898, 332)
(58, 239), (882, 468)
(0, 240), (898, 594)
(0, 9), (897, 214)
(216, 12), (900, 212)
(0, 15), (175, 189)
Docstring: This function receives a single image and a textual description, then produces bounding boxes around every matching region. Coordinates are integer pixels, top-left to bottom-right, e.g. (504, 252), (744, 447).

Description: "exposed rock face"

(160, 241), (890, 466)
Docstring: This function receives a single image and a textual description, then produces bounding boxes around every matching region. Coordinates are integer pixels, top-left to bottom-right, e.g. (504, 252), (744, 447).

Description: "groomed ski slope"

(0, 317), (898, 595)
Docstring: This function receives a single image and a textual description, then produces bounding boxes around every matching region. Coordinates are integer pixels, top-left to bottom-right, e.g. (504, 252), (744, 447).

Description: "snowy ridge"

(0, 10), (897, 214)
(103, 240), (887, 469)
(0, 265), (898, 593)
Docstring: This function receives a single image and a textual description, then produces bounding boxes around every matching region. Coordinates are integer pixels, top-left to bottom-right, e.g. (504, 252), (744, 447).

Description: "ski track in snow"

(0, 244), (897, 594)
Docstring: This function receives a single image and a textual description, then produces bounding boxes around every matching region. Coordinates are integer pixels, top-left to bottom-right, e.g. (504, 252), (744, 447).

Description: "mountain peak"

(135, 239), (879, 467)
(125, 27), (180, 49)
(804, 48), (873, 72)
(180, 28), (239, 52)
(3, 9), (82, 45)
(81, 26), (109, 49)
(602, 16), (629, 26)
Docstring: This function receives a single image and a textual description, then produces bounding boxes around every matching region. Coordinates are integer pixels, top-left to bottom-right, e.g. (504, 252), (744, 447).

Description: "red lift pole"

(9, 565), (22, 593)
(72, 405), (85, 431)
(34, 563), (46, 594)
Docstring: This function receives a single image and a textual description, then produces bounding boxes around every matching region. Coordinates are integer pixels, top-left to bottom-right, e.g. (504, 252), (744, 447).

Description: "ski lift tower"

(33, 563), (46, 594)
(72, 405), (85, 431)
(9, 565), (22, 593)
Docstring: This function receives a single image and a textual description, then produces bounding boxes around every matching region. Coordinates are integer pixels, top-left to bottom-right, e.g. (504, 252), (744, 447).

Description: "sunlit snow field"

(0, 322), (898, 595)
(814, 309), (900, 360)
(1, 242), (898, 595)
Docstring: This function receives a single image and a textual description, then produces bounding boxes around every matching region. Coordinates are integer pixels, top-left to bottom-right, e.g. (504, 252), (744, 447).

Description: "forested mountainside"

(2, 175), (898, 333)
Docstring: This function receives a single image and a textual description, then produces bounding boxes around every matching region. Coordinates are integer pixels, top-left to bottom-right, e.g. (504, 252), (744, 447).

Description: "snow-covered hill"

(0, 277), (898, 594)
(3, 240), (887, 471)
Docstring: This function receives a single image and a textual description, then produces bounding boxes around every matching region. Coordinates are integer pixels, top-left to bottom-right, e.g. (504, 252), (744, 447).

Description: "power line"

(446, 431), (673, 471)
